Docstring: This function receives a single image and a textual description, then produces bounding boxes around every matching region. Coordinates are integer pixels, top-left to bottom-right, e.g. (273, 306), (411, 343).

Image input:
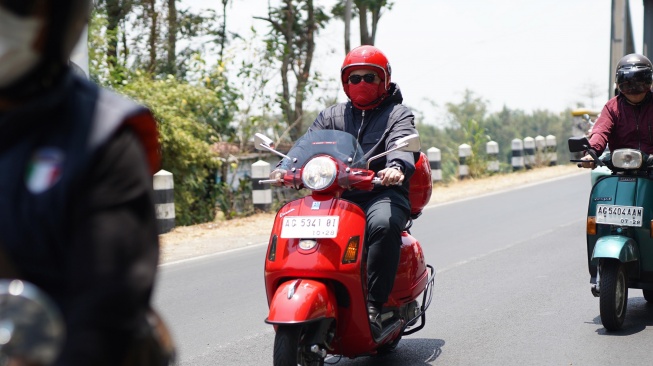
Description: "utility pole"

(609, 0), (635, 97)
(643, 0), (653, 60)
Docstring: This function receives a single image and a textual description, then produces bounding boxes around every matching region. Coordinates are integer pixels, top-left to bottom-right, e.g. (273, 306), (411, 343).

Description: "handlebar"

(569, 149), (605, 168)
(258, 179), (282, 184)
(371, 177), (402, 186)
(586, 149), (604, 166)
(258, 166), (399, 191)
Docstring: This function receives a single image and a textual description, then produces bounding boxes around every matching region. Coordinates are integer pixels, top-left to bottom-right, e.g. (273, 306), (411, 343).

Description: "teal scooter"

(569, 136), (653, 331)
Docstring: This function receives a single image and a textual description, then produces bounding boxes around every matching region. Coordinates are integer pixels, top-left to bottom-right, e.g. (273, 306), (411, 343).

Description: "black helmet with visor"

(0, 0), (91, 98)
(616, 53), (653, 94)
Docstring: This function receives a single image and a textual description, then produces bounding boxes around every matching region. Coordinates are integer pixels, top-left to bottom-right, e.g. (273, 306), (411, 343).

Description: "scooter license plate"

(280, 216), (339, 238)
(595, 204), (644, 227)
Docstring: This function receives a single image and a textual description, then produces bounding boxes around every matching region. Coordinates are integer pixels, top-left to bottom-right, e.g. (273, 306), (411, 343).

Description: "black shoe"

(368, 303), (383, 337)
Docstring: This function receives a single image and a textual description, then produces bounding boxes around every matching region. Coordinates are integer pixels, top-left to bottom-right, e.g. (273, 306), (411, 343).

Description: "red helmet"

(340, 45), (392, 91)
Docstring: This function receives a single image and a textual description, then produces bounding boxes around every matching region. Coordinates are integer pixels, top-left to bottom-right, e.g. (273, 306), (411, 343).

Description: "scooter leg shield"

(265, 279), (337, 324)
(591, 235), (639, 264)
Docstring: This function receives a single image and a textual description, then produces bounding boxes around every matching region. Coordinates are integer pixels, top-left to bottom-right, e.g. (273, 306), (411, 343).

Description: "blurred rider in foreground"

(580, 53), (653, 168)
(0, 0), (170, 365)
(272, 45), (418, 337)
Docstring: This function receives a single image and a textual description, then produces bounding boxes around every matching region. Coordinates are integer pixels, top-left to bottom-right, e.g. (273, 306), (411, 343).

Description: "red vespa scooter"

(255, 130), (435, 365)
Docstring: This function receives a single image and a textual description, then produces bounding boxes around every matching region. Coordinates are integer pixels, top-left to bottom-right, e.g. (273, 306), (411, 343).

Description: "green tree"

(332, 0), (394, 47)
(118, 73), (237, 224)
(441, 90), (490, 178)
(89, 3), (130, 86)
(256, 0), (330, 140)
(444, 90), (488, 129)
(98, 0), (133, 68)
(458, 119), (489, 178)
(93, 0), (226, 80)
(90, 3), (242, 224)
(232, 29), (285, 148)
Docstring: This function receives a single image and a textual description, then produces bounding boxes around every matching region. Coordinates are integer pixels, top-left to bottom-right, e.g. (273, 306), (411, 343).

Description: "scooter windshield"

(280, 130), (366, 169)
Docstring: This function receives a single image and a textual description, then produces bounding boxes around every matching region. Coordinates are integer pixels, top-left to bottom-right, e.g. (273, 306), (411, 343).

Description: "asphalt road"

(153, 171), (653, 365)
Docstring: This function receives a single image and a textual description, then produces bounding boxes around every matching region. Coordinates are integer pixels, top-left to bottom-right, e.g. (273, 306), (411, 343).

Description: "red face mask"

(348, 82), (385, 110)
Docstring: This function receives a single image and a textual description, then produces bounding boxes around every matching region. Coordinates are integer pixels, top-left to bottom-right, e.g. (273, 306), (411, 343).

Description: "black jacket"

(0, 71), (160, 365)
(308, 83), (417, 207)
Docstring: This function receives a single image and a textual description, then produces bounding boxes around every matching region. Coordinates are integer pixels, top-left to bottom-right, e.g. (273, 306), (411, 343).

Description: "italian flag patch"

(25, 148), (65, 194)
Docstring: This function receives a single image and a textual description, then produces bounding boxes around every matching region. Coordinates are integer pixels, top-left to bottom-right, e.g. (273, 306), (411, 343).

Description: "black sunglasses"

(348, 74), (377, 84)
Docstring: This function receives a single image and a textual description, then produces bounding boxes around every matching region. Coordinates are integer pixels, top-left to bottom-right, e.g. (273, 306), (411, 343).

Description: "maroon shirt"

(589, 92), (653, 155)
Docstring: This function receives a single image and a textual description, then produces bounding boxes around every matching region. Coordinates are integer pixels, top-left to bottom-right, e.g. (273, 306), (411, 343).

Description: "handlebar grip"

(258, 179), (281, 184)
(371, 177), (401, 186)
(585, 150), (605, 167)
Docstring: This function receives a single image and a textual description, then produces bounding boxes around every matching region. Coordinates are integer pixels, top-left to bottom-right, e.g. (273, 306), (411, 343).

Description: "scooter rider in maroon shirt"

(580, 53), (653, 168)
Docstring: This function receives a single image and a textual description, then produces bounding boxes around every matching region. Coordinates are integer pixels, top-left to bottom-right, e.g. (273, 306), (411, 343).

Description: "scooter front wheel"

(599, 260), (628, 331)
(273, 325), (325, 366)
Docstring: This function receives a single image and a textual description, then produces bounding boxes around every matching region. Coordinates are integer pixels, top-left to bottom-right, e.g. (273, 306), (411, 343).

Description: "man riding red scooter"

(259, 45), (434, 366)
(276, 44), (420, 331)
(257, 129), (434, 365)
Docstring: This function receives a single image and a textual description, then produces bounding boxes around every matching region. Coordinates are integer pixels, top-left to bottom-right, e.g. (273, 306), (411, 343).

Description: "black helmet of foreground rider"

(273, 45), (419, 337)
(0, 1), (173, 365)
(580, 53), (653, 168)
(0, 0), (89, 100)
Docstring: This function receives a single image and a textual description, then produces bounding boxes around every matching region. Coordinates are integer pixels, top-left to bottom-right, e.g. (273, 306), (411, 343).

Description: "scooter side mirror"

(367, 134), (422, 169)
(254, 133), (274, 151)
(0, 280), (65, 365)
(568, 136), (590, 153)
(394, 134), (421, 153)
(253, 133), (292, 161)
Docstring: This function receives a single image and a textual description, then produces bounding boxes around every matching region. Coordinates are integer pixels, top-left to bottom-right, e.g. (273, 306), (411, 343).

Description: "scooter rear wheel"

(599, 260), (628, 331)
(273, 325), (325, 366)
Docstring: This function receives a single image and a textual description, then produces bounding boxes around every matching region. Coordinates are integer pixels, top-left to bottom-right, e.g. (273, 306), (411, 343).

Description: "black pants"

(358, 190), (410, 305)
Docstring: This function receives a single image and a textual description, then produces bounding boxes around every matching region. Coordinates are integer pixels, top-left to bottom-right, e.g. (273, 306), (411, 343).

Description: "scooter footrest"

(374, 319), (402, 342)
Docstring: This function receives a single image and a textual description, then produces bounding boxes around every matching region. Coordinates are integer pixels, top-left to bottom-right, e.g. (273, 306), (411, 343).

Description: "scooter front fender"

(265, 279), (337, 325)
(591, 235), (639, 264)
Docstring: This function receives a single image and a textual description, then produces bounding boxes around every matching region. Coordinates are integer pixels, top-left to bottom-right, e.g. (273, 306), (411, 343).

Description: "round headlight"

(612, 149), (643, 169)
(302, 156), (337, 190)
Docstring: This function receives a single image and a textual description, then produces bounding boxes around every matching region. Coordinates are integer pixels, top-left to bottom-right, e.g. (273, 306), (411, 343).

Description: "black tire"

(273, 325), (324, 366)
(643, 290), (653, 302)
(599, 260), (628, 331)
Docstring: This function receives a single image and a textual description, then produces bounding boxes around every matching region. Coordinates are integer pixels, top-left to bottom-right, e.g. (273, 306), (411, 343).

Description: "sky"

(183, 0), (645, 125)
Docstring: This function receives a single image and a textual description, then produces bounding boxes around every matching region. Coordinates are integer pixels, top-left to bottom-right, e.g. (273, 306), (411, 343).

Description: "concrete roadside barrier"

(251, 160), (272, 212)
(523, 137), (535, 169)
(154, 170), (175, 234)
(487, 141), (499, 173)
(459, 144), (471, 179)
(546, 135), (557, 166)
(427, 147), (442, 182)
(511, 138), (524, 171)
